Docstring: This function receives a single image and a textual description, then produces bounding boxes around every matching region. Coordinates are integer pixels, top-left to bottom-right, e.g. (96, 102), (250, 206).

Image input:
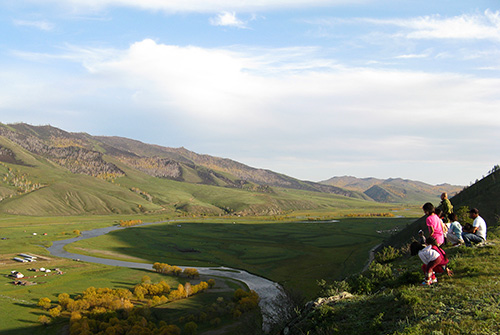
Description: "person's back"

(447, 213), (464, 245)
(449, 221), (462, 236)
(423, 200), (444, 246)
(427, 213), (444, 245)
(418, 244), (439, 265)
(431, 245), (449, 267)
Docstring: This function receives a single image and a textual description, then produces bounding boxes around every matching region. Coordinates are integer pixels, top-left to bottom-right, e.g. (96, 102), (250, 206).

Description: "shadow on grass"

(15, 319), (38, 325)
(14, 302), (37, 309)
(2, 323), (63, 335)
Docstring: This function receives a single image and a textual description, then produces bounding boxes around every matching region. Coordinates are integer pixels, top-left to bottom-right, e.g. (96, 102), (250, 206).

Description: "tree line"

(36, 275), (260, 335)
(152, 262), (200, 279)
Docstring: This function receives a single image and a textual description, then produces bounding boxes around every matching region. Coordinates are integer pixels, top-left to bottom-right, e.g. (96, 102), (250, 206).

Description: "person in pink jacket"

(423, 202), (444, 246)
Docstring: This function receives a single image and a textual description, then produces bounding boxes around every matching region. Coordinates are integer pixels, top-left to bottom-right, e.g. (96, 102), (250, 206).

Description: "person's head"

(469, 208), (479, 219)
(448, 213), (457, 222)
(410, 241), (425, 256)
(422, 202), (435, 215)
(441, 192), (448, 200)
(426, 236), (438, 246)
(435, 208), (443, 218)
(418, 229), (424, 236)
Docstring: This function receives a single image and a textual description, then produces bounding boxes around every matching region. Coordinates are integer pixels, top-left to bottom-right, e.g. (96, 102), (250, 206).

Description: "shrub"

(396, 270), (422, 285)
(317, 279), (351, 296)
(456, 206), (473, 226)
(184, 321), (198, 335)
(37, 297), (52, 310)
(368, 262), (393, 283)
(348, 274), (374, 294)
(38, 315), (50, 325)
(49, 306), (62, 318)
(375, 246), (401, 263)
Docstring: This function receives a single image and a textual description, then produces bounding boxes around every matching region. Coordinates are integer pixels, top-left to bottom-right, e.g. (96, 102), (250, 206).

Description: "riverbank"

(47, 220), (285, 332)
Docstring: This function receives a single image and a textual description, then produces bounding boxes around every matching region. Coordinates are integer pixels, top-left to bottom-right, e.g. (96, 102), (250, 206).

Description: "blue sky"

(1, 0), (500, 186)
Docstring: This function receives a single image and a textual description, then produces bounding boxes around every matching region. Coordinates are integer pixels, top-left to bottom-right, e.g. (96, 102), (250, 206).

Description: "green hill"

(0, 123), (382, 217)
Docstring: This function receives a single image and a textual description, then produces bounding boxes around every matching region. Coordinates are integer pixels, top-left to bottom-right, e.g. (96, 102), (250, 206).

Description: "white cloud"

(13, 19), (55, 31)
(11, 39), (500, 130)
(22, 0), (365, 13)
(307, 10), (500, 41)
(4, 39), (500, 184)
(394, 53), (430, 59)
(403, 10), (500, 41)
(372, 10), (500, 41)
(210, 12), (247, 28)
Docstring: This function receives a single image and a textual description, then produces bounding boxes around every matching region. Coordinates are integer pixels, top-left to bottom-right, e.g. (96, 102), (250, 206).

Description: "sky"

(1, 0), (500, 186)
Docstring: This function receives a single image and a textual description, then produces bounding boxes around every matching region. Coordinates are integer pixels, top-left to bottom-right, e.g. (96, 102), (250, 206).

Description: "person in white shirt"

(410, 240), (439, 285)
(462, 208), (487, 247)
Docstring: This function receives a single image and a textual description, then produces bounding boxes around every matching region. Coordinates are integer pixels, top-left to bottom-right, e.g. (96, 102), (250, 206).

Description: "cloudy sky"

(1, 0), (499, 186)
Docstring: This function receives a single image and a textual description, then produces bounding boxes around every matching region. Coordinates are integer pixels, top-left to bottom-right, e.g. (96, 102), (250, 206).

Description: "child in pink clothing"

(423, 202), (444, 245)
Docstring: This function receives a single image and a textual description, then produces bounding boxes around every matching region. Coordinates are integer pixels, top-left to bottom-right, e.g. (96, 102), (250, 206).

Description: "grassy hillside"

(282, 167), (500, 335)
(280, 228), (500, 335)
(0, 123), (390, 217)
(0, 122), (367, 198)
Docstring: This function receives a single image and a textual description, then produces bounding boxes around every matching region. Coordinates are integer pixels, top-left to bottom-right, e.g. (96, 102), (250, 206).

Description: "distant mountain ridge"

(0, 123), (365, 197)
(0, 123), (461, 216)
(321, 176), (462, 204)
(95, 135), (369, 198)
(0, 122), (378, 216)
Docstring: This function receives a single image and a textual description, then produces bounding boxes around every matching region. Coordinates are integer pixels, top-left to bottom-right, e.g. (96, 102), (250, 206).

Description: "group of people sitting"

(410, 192), (488, 285)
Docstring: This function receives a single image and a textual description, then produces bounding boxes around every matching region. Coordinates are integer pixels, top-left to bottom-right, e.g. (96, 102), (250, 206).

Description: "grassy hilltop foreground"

(282, 167), (500, 335)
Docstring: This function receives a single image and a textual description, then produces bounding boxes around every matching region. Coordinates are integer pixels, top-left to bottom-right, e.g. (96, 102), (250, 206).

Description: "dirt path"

(362, 243), (382, 272)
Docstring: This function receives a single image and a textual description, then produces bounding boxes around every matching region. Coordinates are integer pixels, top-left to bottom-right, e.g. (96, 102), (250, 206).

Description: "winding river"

(47, 221), (285, 332)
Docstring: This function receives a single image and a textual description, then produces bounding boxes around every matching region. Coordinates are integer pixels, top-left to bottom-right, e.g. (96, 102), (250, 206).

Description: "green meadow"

(0, 211), (418, 334)
(0, 259), (182, 334)
(0, 214), (171, 257)
(64, 216), (416, 297)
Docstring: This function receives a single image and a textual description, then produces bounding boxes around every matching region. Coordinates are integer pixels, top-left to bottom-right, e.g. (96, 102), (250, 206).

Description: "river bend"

(47, 221), (284, 332)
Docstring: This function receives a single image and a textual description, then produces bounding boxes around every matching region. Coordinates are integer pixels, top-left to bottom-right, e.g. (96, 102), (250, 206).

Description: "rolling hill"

(0, 122), (380, 216)
(0, 122), (466, 217)
(321, 175), (462, 204)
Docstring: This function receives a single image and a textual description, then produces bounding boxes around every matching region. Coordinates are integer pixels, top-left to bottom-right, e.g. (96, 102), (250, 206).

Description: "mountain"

(321, 175), (463, 204)
(95, 135), (370, 198)
(0, 122), (375, 216)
